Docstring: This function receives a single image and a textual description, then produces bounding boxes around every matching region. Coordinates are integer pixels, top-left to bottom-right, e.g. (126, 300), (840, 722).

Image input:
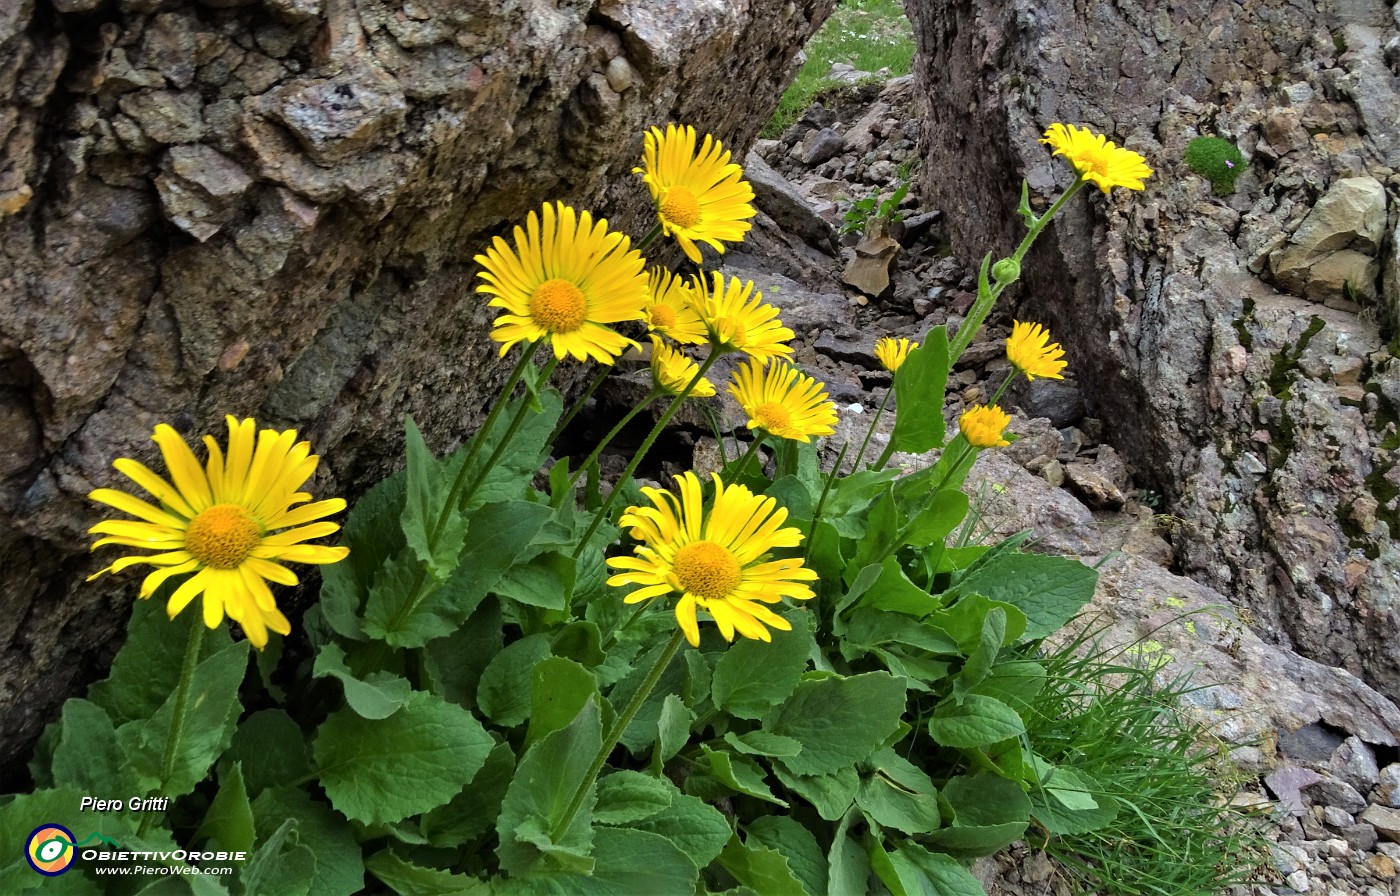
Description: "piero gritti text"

(80, 796), (170, 812)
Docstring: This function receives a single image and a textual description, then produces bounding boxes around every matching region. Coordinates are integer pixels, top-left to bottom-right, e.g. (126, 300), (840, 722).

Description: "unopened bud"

(991, 257), (1021, 284)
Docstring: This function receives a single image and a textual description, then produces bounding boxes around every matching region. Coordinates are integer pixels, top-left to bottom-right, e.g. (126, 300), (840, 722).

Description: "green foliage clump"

(1184, 136), (1246, 195)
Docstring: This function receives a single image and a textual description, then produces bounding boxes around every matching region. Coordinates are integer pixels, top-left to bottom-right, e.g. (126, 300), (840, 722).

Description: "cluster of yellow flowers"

(84, 121), (1145, 654)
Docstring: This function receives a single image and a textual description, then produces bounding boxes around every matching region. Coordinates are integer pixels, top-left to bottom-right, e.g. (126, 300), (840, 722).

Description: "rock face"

(907, 0), (1400, 702)
(0, 0), (836, 769)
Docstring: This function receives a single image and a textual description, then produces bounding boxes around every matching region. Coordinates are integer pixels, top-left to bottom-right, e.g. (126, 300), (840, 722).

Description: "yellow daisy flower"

(87, 416), (349, 649)
(875, 337), (918, 373)
(1006, 320), (1067, 381)
(634, 124), (756, 264)
(959, 405), (1012, 448)
(650, 336), (716, 397)
(644, 267), (708, 345)
(692, 271), (794, 361)
(476, 201), (649, 363)
(1040, 123), (1154, 193)
(606, 472), (817, 647)
(727, 358), (837, 443)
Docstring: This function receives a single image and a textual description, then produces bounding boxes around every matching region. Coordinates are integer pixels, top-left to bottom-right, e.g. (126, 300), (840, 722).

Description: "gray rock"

(744, 151), (836, 253)
(1359, 806), (1400, 843)
(116, 89), (207, 144)
(841, 229), (900, 297)
(1308, 776), (1368, 816)
(1377, 764), (1400, 809)
(795, 127), (847, 166)
(1012, 377), (1084, 428)
(1280, 723), (1348, 765)
(1064, 461), (1127, 510)
(813, 330), (877, 367)
(1269, 767), (1325, 816)
(1329, 736), (1381, 792)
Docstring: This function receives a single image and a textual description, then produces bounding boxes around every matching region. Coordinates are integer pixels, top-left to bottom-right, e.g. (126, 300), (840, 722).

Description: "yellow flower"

(476, 201), (649, 363)
(875, 337), (918, 373)
(644, 267), (708, 345)
(1040, 123), (1153, 193)
(87, 417), (349, 649)
(727, 358), (837, 443)
(693, 271), (794, 361)
(634, 124), (756, 264)
(1006, 320), (1067, 381)
(607, 472), (817, 647)
(959, 405), (1012, 448)
(650, 336), (716, 397)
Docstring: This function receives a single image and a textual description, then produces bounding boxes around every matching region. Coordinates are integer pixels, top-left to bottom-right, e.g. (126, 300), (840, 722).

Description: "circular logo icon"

(25, 824), (76, 876)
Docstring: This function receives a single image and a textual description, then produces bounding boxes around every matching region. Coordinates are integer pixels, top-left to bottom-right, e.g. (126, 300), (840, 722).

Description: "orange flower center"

(529, 279), (588, 333)
(673, 540), (742, 601)
(649, 303), (678, 330)
(185, 503), (262, 569)
(660, 186), (701, 229)
(754, 401), (793, 435)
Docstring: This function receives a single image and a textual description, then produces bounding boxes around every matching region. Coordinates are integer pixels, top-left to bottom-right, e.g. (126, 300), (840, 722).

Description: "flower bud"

(991, 257), (1021, 285)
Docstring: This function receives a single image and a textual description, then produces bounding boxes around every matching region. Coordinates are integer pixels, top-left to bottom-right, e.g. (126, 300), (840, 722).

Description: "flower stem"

(857, 387), (895, 471)
(572, 349), (722, 559)
(568, 389), (664, 490)
(804, 439), (850, 563)
(731, 434), (766, 480)
(636, 221), (664, 253)
(551, 365), (613, 445)
(137, 617), (206, 836)
(550, 628), (684, 842)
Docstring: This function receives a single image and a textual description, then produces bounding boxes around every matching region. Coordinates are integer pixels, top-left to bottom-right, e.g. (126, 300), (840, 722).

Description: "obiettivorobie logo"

(23, 823), (244, 879)
(24, 825), (121, 876)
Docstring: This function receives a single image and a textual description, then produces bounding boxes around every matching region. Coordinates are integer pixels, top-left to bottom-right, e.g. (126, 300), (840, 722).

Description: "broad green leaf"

(880, 842), (984, 896)
(365, 850), (488, 896)
(842, 609), (960, 658)
(319, 468), (407, 641)
(772, 764), (859, 821)
(225, 710), (310, 797)
(627, 790), (732, 870)
(312, 643), (412, 720)
(926, 773), (1031, 855)
(423, 597), (503, 706)
(89, 596), (235, 725)
(117, 637), (249, 797)
(718, 833), (807, 896)
(550, 620), (605, 668)
(402, 416), (470, 579)
(825, 469), (898, 539)
(531, 827), (697, 896)
(239, 818), (314, 896)
(594, 770), (675, 824)
(496, 698), (601, 875)
(251, 788), (363, 896)
(458, 390), (563, 510)
(614, 639), (687, 754)
(860, 558), (943, 617)
(477, 633), (552, 728)
(951, 551), (1098, 640)
(765, 672), (906, 776)
(851, 486), (898, 570)
(703, 747), (787, 806)
(765, 474), (814, 520)
(856, 773), (942, 834)
(926, 593), (1026, 651)
(50, 699), (131, 796)
(827, 808), (871, 896)
(422, 740), (516, 847)
(195, 763), (254, 853)
(903, 488), (968, 547)
(957, 607), (1007, 691)
(495, 550), (573, 611)
(927, 694), (1026, 748)
(1030, 765), (1117, 835)
(725, 730), (802, 758)
(654, 694), (692, 767)
(314, 691), (493, 825)
(0, 787), (131, 895)
(527, 657), (598, 748)
(968, 660), (1047, 715)
(711, 613), (810, 719)
(890, 326), (950, 454)
(746, 816), (828, 896)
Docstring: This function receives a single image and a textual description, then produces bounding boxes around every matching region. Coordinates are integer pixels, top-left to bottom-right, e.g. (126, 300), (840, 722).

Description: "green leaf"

(239, 818), (314, 896)
(423, 597), (503, 706)
(532, 826), (698, 896)
(1030, 765), (1117, 835)
(654, 694), (692, 768)
(527, 657), (598, 748)
(89, 596), (235, 725)
(860, 558), (943, 617)
(496, 697), (601, 875)
(772, 764), (859, 821)
(459, 390), (563, 510)
(878, 842), (985, 896)
(826, 808), (871, 896)
(851, 486), (898, 571)
(925, 773), (1031, 855)
(196, 763), (255, 852)
(251, 788), (363, 896)
(951, 551), (1098, 640)
(549, 620), (605, 668)
(766, 474), (814, 520)
(856, 772), (942, 834)
(711, 612), (811, 719)
(614, 640), (687, 755)
(312, 643), (412, 720)
(226, 710), (310, 797)
(117, 636), (249, 797)
(495, 549), (573, 611)
(968, 659), (1047, 715)
(890, 326), (950, 454)
(594, 770), (675, 824)
(824, 469), (896, 539)
(478, 633), (552, 728)
(421, 740), (516, 847)
(927, 693), (1026, 748)
(402, 416), (470, 580)
(903, 488), (969, 547)
(703, 747), (787, 806)
(365, 850), (489, 896)
(627, 790), (732, 870)
(718, 833), (807, 896)
(957, 607), (1007, 691)
(50, 699), (131, 795)
(725, 730), (802, 758)
(842, 608), (961, 658)
(926, 593), (1026, 652)
(765, 672), (906, 776)
(314, 691), (493, 825)
(319, 468), (407, 641)
(746, 816), (828, 896)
